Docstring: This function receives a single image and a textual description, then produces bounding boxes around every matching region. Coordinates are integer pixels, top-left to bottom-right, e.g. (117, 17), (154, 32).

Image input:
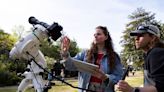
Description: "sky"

(0, 0), (164, 53)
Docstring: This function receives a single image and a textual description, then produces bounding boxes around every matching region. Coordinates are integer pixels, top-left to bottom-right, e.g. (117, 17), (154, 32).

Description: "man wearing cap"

(116, 24), (164, 92)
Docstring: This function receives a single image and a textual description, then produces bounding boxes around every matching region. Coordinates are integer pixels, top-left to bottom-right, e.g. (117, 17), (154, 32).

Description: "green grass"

(0, 71), (143, 92)
(125, 71), (143, 87)
(0, 79), (78, 92)
(0, 86), (34, 92)
(0, 86), (17, 92)
(126, 76), (143, 87)
(48, 79), (78, 92)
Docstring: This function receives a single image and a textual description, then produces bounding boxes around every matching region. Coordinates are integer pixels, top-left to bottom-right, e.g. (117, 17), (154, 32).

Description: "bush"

(0, 70), (21, 86)
(0, 61), (21, 86)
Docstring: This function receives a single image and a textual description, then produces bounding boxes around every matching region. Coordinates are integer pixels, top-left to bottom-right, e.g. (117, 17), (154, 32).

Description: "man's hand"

(115, 80), (134, 92)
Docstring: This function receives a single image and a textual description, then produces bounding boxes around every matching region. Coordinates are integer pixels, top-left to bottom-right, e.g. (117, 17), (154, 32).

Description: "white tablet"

(71, 58), (99, 74)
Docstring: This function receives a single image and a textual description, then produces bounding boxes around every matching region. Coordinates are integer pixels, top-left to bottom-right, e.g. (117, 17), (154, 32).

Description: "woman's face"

(94, 28), (108, 44)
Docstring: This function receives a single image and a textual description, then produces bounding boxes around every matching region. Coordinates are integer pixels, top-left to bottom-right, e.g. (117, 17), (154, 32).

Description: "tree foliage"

(0, 29), (21, 86)
(40, 38), (80, 60)
(11, 25), (26, 40)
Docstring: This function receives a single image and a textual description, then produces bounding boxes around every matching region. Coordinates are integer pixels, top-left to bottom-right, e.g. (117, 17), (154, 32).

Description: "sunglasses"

(94, 33), (102, 36)
(135, 33), (147, 37)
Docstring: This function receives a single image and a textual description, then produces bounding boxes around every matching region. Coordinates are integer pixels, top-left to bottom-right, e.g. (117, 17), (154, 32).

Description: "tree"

(40, 39), (61, 60)
(0, 29), (16, 62)
(11, 25), (26, 40)
(120, 8), (162, 68)
(68, 39), (80, 57)
(40, 38), (80, 69)
(40, 38), (80, 60)
(0, 29), (21, 86)
(39, 38), (80, 77)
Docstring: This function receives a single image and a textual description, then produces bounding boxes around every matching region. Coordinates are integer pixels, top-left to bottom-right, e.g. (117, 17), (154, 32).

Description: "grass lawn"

(48, 79), (78, 92)
(0, 71), (143, 92)
(0, 78), (78, 92)
(0, 86), (16, 92)
(125, 71), (143, 87)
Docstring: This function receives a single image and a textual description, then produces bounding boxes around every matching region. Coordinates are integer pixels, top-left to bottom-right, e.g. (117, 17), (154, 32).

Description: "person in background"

(53, 60), (65, 78)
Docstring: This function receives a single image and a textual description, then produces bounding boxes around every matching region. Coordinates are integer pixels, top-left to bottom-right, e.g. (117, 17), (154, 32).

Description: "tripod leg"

(32, 75), (45, 92)
(17, 78), (31, 92)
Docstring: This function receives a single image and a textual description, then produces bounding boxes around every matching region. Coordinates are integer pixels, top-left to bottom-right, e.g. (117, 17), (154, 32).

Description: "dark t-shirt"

(144, 47), (164, 92)
(53, 62), (64, 76)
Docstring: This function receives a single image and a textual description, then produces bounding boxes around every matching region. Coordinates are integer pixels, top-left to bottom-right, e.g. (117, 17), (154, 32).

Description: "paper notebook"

(71, 58), (99, 74)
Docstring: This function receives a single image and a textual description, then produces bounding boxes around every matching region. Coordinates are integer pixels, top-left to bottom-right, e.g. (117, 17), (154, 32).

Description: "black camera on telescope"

(28, 16), (63, 41)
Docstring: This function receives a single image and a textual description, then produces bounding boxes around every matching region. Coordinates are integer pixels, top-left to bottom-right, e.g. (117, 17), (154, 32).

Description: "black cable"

(26, 51), (96, 92)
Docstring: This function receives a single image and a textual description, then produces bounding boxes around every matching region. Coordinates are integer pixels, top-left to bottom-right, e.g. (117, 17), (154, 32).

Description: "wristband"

(61, 51), (69, 58)
(133, 87), (140, 92)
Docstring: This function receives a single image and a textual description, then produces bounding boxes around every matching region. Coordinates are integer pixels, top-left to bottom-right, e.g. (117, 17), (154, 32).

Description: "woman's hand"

(60, 36), (70, 59)
(61, 36), (70, 52)
(92, 69), (108, 81)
